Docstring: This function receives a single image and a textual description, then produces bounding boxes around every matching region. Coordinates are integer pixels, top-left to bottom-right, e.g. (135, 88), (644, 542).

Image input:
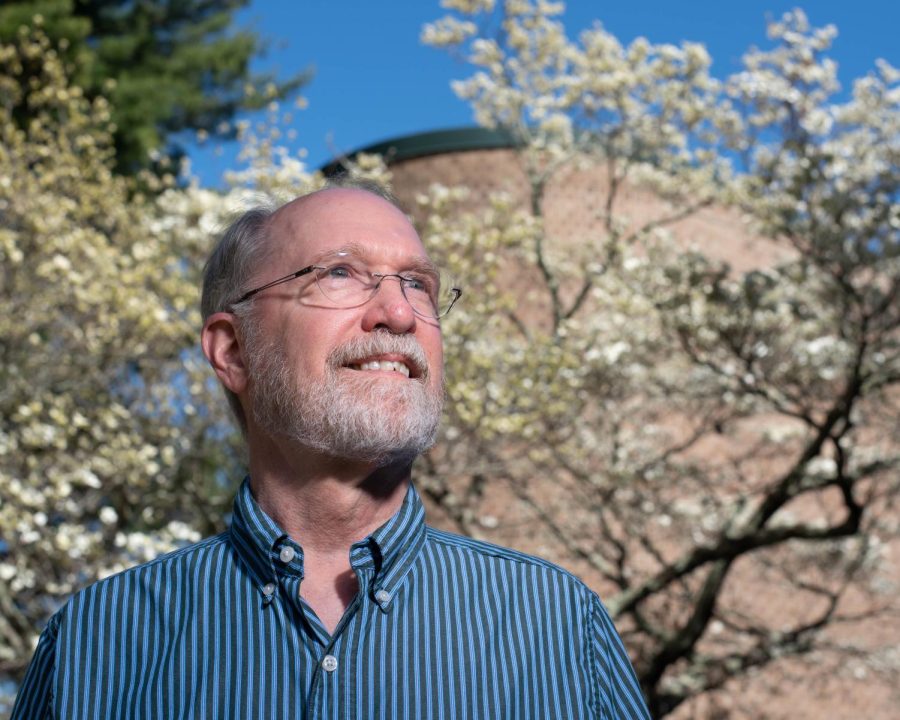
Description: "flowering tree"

(0, 27), (246, 703)
(421, 2), (900, 715)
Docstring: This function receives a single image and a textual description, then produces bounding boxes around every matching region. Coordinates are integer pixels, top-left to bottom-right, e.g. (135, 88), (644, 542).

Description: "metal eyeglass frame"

(230, 263), (462, 320)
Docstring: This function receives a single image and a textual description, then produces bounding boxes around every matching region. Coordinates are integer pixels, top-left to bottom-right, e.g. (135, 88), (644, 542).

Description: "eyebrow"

(317, 243), (440, 277)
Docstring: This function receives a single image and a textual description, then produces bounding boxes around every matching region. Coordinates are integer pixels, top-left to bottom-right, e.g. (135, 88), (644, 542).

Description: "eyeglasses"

(231, 252), (462, 320)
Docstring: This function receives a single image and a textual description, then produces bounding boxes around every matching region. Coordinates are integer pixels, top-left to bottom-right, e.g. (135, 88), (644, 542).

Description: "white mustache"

(328, 333), (429, 379)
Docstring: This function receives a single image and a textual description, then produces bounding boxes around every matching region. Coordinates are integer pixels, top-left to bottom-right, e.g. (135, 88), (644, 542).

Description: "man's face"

(240, 188), (445, 464)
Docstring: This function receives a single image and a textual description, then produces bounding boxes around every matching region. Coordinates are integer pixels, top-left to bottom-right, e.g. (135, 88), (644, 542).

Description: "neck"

(246, 432), (412, 553)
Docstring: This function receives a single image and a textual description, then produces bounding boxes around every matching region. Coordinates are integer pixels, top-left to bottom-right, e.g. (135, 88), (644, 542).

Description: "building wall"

(388, 146), (794, 274)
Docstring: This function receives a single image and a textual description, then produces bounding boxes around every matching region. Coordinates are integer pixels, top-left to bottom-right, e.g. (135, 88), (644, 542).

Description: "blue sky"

(188, 0), (899, 187)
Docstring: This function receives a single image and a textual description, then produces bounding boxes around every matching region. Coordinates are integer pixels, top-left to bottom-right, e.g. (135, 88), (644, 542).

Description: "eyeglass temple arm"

(233, 266), (317, 305)
(441, 287), (462, 317)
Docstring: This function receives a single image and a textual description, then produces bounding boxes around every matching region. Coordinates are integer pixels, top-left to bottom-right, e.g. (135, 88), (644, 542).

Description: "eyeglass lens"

(312, 259), (455, 318)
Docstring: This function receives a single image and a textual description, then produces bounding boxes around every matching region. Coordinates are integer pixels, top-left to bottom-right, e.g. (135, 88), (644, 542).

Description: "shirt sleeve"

(10, 612), (60, 720)
(589, 595), (651, 719)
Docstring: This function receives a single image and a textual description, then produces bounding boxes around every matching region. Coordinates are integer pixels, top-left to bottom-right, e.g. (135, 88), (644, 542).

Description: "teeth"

(355, 360), (410, 377)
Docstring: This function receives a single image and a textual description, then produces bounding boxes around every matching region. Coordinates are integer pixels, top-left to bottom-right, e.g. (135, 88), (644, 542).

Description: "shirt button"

(374, 589), (391, 604)
(279, 546), (296, 563)
(321, 655), (338, 672)
(262, 582), (276, 596)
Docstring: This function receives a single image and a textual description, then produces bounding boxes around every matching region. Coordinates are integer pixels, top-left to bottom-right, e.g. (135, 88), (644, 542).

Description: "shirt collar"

(229, 477), (426, 606)
(229, 477), (287, 601)
(349, 481), (426, 608)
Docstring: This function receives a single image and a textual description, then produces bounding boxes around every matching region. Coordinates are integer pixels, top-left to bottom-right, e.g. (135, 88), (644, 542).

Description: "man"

(13, 183), (650, 719)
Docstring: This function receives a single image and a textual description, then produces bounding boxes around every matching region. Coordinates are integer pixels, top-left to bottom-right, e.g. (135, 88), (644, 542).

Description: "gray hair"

(201, 177), (403, 433)
(201, 202), (277, 433)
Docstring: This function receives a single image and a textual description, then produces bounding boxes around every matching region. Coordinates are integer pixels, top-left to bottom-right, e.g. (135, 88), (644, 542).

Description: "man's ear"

(201, 312), (248, 395)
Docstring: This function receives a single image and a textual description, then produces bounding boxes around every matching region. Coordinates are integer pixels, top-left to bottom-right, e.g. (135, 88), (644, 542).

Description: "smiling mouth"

(348, 359), (412, 378)
(331, 337), (428, 380)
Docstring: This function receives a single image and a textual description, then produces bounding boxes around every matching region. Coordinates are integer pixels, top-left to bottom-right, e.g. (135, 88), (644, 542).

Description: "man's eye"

(403, 275), (434, 294)
(325, 265), (353, 279)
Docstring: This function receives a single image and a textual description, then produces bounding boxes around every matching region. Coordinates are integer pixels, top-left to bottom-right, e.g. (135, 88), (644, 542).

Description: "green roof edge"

(320, 126), (520, 175)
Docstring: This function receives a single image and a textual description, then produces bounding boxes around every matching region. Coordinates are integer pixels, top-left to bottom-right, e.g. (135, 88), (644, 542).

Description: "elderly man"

(13, 183), (650, 719)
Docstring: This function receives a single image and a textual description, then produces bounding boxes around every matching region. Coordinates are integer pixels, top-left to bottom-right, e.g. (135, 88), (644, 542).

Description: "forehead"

(265, 188), (428, 269)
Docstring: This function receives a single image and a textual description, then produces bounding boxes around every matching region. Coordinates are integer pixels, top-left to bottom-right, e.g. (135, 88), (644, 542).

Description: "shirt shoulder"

(424, 525), (594, 594)
(58, 531), (232, 617)
(421, 526), (650, 718)
(12, 533), (236, 719)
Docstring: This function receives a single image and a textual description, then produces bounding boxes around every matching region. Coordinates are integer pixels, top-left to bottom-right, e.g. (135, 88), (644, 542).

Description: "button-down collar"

(229, 477), (426, 609)
(348, 481), (426, 612)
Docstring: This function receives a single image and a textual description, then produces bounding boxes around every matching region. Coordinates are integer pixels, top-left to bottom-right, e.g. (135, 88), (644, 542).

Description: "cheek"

(293, 305), (348, 337)
(423, 331), (444, 379)
(433, 341), (444, 370)
(278, 315), (340, 373)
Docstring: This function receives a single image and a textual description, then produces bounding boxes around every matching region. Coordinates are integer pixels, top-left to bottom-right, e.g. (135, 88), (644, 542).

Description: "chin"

(304, 433), (436, 468)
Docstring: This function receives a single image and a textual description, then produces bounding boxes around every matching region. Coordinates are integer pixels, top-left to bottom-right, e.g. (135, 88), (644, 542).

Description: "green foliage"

(0, 0), (308, 174)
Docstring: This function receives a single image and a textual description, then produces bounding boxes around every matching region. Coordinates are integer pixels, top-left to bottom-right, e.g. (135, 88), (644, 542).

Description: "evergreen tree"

(0, 0), (307, 173)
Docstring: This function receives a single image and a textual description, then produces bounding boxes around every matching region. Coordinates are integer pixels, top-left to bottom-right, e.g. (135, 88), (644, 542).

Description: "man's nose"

(361, 275), (416, 333)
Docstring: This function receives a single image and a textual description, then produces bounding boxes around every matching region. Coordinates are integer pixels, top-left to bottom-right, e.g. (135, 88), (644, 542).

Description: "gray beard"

(245, 328), (443, 466)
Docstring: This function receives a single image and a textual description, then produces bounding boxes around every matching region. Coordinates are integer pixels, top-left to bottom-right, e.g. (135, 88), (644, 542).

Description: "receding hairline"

(257, 186), (427, 274)
(267, 186), (410, 235)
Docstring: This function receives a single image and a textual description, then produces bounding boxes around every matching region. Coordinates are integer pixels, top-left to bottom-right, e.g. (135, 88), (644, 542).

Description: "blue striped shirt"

(13, 480), (650, 719)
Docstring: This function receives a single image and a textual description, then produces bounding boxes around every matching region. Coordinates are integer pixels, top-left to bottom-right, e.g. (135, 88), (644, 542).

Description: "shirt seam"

(41, 609), (62, 720)
(588, 594), (600, 719)
(126, 532), (229, 572)
(426, 528), (587, 580)
(51, 611), (61, 719)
